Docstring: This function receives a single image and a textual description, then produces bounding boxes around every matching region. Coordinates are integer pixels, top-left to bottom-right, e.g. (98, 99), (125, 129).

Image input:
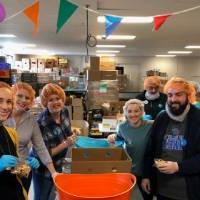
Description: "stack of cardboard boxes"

(72, 98), (84, 120)
(87, 57), (119, 111)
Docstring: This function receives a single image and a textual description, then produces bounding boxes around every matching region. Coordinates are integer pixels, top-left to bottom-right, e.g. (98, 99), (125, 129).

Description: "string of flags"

(0, 0), (200, 37)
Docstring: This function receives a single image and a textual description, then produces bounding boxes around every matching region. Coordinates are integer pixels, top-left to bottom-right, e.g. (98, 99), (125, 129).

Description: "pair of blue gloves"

(0, 155), (40, 172)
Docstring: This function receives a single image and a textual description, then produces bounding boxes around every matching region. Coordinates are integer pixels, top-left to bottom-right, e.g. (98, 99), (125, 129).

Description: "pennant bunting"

(0, 2), (6, 23)
(56, 0), (78, 33)
(23, 1), (39, 35)
(105, 15), (122, 37)
(153, 14), (172, 31)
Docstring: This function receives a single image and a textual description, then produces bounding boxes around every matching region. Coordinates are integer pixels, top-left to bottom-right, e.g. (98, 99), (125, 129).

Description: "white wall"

(115, 56), (200, 91)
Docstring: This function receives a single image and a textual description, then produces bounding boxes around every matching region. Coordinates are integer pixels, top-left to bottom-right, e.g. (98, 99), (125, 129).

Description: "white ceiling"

(1, 0), (200, 56)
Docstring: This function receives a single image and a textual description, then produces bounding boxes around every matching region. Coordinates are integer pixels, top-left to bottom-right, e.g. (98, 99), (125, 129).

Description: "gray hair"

(123, 99), (144, 117)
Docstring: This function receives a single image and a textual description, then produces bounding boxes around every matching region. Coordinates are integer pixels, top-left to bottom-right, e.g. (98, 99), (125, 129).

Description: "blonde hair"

(0, 81), (14, 112)
(12, 82), (35, 104)
(144, 76), (161, 90)
(164, 77), (196, 104)
(123, 99), (144, 117)
(0, 81), (11, 90)
(40, 83), (66, 108)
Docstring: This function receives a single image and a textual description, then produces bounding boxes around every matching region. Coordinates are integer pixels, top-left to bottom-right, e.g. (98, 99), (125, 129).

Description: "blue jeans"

(32, 171), (55, 200)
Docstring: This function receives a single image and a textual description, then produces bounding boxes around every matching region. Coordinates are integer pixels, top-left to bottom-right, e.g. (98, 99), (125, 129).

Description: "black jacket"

(136, 91), (167, 119)
(143, 105), (200, 200)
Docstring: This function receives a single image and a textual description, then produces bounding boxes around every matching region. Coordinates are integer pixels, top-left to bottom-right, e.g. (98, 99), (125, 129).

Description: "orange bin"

(54, 173), (136, 200)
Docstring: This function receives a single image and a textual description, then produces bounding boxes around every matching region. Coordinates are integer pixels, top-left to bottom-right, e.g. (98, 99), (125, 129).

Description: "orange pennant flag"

(153, 14), (172, 31)
(23, 1), (39, 35)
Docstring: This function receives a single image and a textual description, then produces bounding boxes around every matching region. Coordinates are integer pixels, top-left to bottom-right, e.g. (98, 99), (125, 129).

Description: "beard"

(168, 99), (188, 116)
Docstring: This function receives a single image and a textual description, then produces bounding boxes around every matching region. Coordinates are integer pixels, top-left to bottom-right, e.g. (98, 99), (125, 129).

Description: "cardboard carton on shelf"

(71, 148), (132, 174)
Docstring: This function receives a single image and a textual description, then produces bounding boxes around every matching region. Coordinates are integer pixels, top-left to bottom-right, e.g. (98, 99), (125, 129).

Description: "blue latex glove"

(0, 155), (18, 172)
(26, 157), (40, 169)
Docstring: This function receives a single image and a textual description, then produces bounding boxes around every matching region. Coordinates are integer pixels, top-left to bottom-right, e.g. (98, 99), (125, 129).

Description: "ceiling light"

(0, 34), (16, 38)
(96, 50), (120, 53)
(3, 43), (36, 48)
(96, 54), (116, 57)
(96, 45), (126, 48)
(98, 16), (153, 23)
(97, 35), (136, 40)
(168, 51), (192, 54)
(156, 55), (176, 57)
(185, 45), (200, 49)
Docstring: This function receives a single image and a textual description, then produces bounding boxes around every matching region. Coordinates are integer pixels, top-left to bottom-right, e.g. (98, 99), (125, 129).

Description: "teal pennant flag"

(56, 0), (78, 33)
(105, 15), (122, 37)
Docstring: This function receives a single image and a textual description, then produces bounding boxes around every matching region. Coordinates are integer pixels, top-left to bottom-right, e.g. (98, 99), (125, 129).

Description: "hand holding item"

(141, 178), (151, 194)
(0, 155), (18, 172)
(157, 161), (179, 174)
(25, 156), (40, 169)
(67, 134), (77, 146)
(107, 134), (116, 144)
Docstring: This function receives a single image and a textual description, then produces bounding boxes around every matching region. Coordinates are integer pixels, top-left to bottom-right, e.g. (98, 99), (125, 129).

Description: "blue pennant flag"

(105, 15), (122, 37)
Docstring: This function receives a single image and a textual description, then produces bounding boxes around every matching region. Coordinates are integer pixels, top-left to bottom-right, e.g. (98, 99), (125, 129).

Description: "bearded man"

(141, 77), (200, 200)
(136, 76), (167, 120)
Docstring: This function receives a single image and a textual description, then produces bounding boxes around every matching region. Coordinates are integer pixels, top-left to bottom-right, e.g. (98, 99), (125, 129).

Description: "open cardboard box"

(71, 148), (132, 174)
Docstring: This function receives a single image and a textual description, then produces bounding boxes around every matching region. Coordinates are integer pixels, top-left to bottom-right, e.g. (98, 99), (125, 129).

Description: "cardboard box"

(30, 58), (38, 72)
(73, 106), (84, 120)
(71, 148), (132, 173)
(72, 98), (82, 106)
(90, 56), (100, 70)
(87, 70), (101, 81)
(100, 57), (116, 71)
(66, 105), (72, 120)
(101, 70), (117, 80)
(22, 58), (30, 70)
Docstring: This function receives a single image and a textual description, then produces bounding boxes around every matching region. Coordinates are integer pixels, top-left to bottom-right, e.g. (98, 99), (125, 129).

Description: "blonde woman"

(0, 82), (27, 200)
(107, 99), (153, 200)
(31, 83), (76, 200)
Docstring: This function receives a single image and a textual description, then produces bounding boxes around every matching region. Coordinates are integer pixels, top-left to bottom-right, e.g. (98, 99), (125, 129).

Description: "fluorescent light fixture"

(185, 45), (200, 49)
(0, 34), (16, 38)
(97, 35), (136, 40)
(3, 43), (36, 48)
(168, 51), (192, 54)
(96, 45), (126, 48)
(98, 16), (153, 23)
(96, 50), (120, 53)
(96, 54), (116, 57)
(156, 55), (176, 57)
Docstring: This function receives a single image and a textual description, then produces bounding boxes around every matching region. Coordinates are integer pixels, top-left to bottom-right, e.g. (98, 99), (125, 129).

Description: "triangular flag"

(105, 15), (122, 37)
(23, 1), (39, 35)
(56, 0), (78, 33)
(153, 14), (172, 31)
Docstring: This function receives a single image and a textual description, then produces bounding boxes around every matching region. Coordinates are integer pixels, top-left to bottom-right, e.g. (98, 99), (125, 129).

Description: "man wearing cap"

(136, 76), (167, 119)
(141, 77), (200, 200)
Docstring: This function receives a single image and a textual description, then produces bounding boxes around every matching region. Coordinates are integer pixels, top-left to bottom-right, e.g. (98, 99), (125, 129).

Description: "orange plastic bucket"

(54, 173), (136, 200)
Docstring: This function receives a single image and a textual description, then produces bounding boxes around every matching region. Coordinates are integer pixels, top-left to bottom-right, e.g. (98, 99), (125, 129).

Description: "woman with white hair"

(107, 99), (153, 200)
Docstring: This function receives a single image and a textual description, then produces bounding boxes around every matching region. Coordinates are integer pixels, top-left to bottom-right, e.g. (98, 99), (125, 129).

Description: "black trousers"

(136, 176), (153, 200)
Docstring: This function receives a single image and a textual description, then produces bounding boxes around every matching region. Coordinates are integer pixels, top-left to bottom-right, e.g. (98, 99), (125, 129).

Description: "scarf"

(145, 91), (160, 100)
(166, 103), (190, 122)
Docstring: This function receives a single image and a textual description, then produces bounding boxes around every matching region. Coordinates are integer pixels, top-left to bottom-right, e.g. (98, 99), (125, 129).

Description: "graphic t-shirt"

(157, 118), (188, 200)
